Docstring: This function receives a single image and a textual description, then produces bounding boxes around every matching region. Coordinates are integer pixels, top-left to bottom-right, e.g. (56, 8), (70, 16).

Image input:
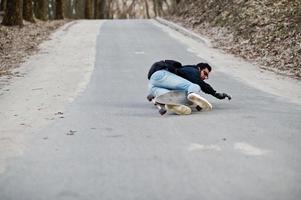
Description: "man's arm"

(198, 80), (216, 96)
(177, 66), (231, 100)
(198, 80), (231, 100)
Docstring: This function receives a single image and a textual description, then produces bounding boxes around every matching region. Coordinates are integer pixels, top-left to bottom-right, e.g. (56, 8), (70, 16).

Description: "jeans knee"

(188, 84), (201, 93)
(150, 70), (167, 82)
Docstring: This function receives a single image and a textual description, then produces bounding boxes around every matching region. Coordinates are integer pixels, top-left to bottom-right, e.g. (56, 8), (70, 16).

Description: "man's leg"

(148, 84), (171, 98)
(147, 70), (194, 115)
(147, 84), (191, 114)
(149, 70), (200, 94)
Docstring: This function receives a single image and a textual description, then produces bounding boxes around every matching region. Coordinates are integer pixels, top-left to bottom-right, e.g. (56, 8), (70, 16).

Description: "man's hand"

(215, 93), (232, 100)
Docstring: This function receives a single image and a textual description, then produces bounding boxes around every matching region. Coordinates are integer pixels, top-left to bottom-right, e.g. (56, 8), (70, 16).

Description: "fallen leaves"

(0, 19), (69, 75)
(168, 0), (301, 79)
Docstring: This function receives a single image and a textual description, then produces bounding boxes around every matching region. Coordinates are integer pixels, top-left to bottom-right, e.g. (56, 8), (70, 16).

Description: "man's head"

(196, 63), (212, 80)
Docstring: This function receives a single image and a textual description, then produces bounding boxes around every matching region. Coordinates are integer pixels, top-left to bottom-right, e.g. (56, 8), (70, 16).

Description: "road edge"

(155, 17), (212, 47)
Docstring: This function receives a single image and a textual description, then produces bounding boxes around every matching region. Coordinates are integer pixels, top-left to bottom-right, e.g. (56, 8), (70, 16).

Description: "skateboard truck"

(147, 94), (167, 115)
(154, 102), (167, 115)
(146, 94), (155, 102)
(158, 107), (167, 115)
(196, 105), (202, 111)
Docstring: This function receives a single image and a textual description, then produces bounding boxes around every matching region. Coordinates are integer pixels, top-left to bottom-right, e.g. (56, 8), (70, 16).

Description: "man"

(147, 60), (231, 114)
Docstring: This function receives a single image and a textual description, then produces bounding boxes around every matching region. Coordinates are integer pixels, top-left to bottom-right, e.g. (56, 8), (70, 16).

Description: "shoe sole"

(187, 94), (212, 111)
(165, 104), (191, 115)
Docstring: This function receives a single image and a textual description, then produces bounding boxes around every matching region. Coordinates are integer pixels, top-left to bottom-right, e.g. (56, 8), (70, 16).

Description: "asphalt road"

(0, 20), (301, 200)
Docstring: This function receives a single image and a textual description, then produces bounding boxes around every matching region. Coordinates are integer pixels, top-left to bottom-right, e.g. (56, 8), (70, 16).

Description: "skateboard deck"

(155, 91), (212, 112)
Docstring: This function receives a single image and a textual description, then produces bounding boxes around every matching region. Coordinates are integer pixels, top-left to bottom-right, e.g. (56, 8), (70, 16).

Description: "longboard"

(153, 90), (212, 115)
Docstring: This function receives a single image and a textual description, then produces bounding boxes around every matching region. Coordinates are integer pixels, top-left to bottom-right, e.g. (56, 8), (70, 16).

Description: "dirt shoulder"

(0, 19), (68, 76)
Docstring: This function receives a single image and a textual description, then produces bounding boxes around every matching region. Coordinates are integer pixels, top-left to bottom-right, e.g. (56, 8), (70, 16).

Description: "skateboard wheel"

(147, 94), (155, 102)
(159, 108), (167, 115)
(196, 105), (202, 111)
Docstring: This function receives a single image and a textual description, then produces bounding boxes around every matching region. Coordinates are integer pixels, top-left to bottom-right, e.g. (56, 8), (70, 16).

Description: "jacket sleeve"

(198, 80), (216, 96)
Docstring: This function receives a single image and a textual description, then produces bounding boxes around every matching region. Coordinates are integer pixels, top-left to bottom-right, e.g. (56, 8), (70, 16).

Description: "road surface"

(0, 20), (301, 200)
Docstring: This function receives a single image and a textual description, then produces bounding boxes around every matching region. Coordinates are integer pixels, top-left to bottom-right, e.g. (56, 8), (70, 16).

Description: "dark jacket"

(148, 60), (216, 96)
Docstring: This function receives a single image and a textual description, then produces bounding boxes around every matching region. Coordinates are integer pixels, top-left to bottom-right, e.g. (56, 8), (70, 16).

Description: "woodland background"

(0, 0), (176, 24)
(0, 0), (300, 79)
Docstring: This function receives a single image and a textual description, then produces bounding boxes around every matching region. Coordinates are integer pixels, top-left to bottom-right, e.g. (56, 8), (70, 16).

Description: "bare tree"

(153, 0), (163, 16)
(106, 0), (113, 19)
(74, 0), (85, 19)
(94, 0), (107, 19)
(85, 0), (94, 19)
(168, 0), (180, 14)
(23, 0), (35, 22)
(116, 0), (136, 19)
(55, 0), (64, 19)
(157, 0), (163, 16)
(144, 0), (150, 19)
(152, 0), (157, 16)
(117, 0), (126, 18)
(0, 0), (7, 12)
(34, 0), (48, 20)
(162, 0), (170, 14)
(48, 0), (55, 19)
(63, 0), (70, 18)
(125, 0), (136, 18)
(1, 0), (23, 26)
(37, 0), (177, 20)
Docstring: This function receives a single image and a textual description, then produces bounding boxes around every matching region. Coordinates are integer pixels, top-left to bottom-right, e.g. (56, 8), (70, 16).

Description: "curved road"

(0, 20), (301, 200)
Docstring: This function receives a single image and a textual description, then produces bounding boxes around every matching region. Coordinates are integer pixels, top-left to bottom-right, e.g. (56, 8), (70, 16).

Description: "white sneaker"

(187, 93), (212, 111)
(165, 104), (191, 115)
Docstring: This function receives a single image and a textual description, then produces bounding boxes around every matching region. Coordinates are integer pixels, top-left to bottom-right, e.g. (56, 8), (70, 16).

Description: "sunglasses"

(203, 70), (209, 77)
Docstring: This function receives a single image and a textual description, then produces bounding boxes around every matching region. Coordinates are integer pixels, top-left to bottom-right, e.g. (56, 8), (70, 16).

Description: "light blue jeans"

(148, 70), (201, 97)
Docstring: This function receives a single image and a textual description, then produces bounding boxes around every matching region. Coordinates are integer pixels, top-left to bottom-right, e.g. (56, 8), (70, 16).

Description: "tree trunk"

(23, 0), (35, 22)
(152, 0), (157, 16)
(48, 0), (54, 19)
(1, 0), (23, 26)
(68, 0), (75, 18)
(152, 0), (163, 16)
(74, 0), (85, 19)
(168, 0), (178, 15)
(63, 0), (71, 18)
(85, 0), (93, 19)
(125, 0), (136, 19)
(34, 0), (48, 20)
(94, 0), (107, 19)
(55, 0), (64, 19)
(156, 0), (163, 16)
(144, 0), (150, 19)
(94, 0), (98, 19)
(162, 0), (170, 15)
(106, 0), (112, 19)
(0, 0), (7, 11)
